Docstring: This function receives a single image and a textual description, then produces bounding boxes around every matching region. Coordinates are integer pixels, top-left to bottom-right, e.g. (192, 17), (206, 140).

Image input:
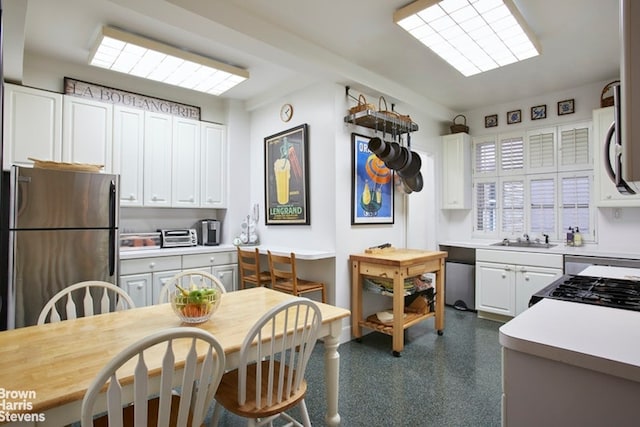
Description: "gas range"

(530, 274), (640, 312)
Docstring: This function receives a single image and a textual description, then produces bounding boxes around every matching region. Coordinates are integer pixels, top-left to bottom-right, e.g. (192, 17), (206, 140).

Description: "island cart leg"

(435, 257), (445, 335)
(351, 260), (363, 341)
(392, 270), (405, 356)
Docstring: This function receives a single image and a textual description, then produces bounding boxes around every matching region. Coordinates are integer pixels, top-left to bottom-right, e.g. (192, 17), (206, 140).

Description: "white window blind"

(529, 132), (555, 169)
(529, 178), (555, 234)
(502, 180), (524, 233)
(561, 175), (591, 235)
(560, 127), (590, 166)
(475, 141), (496, 174)
(475, 181), (497, 232)
(500, 137), (524, 171)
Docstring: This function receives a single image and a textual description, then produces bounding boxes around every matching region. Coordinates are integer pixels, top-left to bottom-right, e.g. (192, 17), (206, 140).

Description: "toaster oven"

(159, 229), (198, 248)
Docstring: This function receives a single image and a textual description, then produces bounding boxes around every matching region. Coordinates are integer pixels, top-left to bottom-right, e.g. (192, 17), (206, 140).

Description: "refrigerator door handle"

(109, 180), (117, 276)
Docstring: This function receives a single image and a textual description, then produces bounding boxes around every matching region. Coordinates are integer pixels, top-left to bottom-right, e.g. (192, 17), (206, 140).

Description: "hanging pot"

(385, 145), (409, 170)
(398, 151), (421, 178)
(404, 171), (424, 192)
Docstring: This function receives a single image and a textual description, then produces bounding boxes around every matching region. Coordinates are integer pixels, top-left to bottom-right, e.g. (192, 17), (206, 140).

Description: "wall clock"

(280, 103), (293, 122)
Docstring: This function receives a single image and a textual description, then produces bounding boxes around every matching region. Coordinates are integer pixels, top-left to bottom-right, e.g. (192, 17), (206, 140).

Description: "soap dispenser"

(566, 227), (574, 246)
(573, 227), (583, 247)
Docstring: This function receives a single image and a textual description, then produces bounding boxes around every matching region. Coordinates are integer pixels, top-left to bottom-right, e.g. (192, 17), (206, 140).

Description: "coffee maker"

(195, 219), (221, 246)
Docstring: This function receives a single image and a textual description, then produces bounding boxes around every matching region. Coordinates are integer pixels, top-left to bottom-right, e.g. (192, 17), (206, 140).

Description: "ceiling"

(7, 0), (621, 117)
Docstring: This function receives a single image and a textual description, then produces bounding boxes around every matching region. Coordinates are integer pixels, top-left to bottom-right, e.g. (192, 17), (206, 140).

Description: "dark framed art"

(558, 99), (575, 115)
(351, 133), (394, 225)
(507, 109), (521, 124)
(485, 114), (498, 128)
(264, 124), (310, 225)
(531, 104), (547, 120)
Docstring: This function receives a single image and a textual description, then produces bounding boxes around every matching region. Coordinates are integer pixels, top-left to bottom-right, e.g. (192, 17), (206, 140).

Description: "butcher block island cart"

(350, 248), (447, 356)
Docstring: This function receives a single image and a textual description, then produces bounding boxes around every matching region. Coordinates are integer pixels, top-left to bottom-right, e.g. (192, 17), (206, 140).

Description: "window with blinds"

(560, 126), (590, 167)
(472, 121), (594, 241)
(500, 137), (524, 171)
(502, 180), (524, 233)
(475, 181), (497, 232)
(475, 141), (496, 174)
(529, 131), (555, 170)
(561, 175), (591, 235)
(529, 177), (555, 234)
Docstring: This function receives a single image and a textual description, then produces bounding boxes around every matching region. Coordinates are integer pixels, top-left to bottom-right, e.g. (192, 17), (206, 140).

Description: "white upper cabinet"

(172, 117), (201, 207)
(113, 106), (145, 207)
(442, 133), (471, 209)
(593, 107), (640, 206)
(200, 122), (228, 208)
(63, 96), (113, 171)
(3, 83), (63, 170)
(144, 112), (173, 207)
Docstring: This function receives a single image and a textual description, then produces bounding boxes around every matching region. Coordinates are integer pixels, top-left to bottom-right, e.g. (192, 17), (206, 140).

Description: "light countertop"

(439, 239), (640, 260)
(119, 244), (335, 260)
(499, 265), (640, 382)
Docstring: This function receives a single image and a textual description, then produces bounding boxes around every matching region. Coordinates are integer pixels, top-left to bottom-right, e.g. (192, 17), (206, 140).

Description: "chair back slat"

(268, 251), (298, 292)
(106, 373), (124, 426)
(133, 353), (150, 426)
(81, 328), (225, 427)
(157, 340), (176, 427)
(65, 295), (78, 320)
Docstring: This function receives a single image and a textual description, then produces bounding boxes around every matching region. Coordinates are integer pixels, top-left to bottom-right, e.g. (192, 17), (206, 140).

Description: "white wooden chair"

(157, 270), (227, 304)
(212, 298), (322, 427)
(37, 280), (135, 325)
(80, 327), (226, 427)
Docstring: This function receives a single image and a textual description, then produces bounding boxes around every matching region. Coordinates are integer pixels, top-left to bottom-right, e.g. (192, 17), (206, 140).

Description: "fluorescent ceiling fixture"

(394, 0), (540, 77)
(89, 26), (249, 96)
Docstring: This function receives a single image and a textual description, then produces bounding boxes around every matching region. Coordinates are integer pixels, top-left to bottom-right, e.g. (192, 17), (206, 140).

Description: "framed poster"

(264, 124), (310, 225)
(351, 133), (394, 225)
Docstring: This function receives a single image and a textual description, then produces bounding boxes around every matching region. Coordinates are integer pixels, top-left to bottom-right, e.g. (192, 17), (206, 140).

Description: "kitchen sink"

(491, 239), (557, 249)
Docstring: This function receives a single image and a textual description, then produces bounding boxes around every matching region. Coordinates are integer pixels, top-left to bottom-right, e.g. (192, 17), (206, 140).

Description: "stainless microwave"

(607, 0), (640, 195)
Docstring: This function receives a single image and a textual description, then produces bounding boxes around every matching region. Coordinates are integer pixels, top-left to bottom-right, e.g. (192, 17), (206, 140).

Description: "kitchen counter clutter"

(439, 239), (640, 260)
(350, 248), (447, 356)
(499, 266), (640, 426)
(119, 244), (336, 260)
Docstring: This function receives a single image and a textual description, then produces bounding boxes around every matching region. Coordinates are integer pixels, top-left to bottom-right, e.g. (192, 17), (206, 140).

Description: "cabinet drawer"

(121, 256), (182, 275)
(359, 259), (441, 279)
(182, 251), (237, 269)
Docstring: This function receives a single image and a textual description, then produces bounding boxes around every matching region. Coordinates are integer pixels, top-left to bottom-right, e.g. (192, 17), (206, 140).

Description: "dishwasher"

(440, 245), (476, 311)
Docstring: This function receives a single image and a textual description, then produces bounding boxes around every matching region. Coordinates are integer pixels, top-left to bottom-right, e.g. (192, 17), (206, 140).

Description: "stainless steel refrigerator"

(5, 166), (119, 328)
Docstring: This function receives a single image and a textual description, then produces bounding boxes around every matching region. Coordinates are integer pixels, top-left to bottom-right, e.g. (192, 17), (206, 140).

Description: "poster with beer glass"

(264, 124), (310, 225)
(351, 133), (394, 225)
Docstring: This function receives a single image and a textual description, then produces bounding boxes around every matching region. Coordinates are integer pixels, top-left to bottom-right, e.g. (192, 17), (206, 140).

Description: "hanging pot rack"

(343, 86), (419, 135)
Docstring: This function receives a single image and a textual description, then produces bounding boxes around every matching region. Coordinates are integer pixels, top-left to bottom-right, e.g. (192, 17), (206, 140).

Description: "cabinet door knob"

(129, 194), (135, 200)
(149, 262), (155, 269)
(207, 198), (213, 202)
(210, 257), (215, 264)
(137, 283), (144, 289)
(524, 275), (530, 281)
(189, 196), (194, 202)
(501, 273), (506, 278)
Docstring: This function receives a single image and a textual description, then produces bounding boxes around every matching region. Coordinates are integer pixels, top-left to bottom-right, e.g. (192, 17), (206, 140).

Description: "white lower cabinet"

(182, 251), (238, 292)
(476, 250), (563, 317)
(119, 256), (182, 306)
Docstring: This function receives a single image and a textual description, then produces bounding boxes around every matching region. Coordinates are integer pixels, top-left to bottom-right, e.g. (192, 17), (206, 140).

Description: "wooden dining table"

(0, 287), (350, 426)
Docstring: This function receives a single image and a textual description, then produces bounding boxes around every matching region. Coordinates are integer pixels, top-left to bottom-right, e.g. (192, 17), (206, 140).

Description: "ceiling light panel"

(394, 0), (540, 77)
(89, 27), (249, 96)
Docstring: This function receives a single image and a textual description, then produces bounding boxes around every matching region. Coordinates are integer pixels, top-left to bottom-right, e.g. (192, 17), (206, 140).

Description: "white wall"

(438, 77), (640, 253)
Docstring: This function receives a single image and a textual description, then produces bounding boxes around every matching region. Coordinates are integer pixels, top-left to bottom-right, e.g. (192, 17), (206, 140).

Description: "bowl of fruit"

(171, 284), (221, 323)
